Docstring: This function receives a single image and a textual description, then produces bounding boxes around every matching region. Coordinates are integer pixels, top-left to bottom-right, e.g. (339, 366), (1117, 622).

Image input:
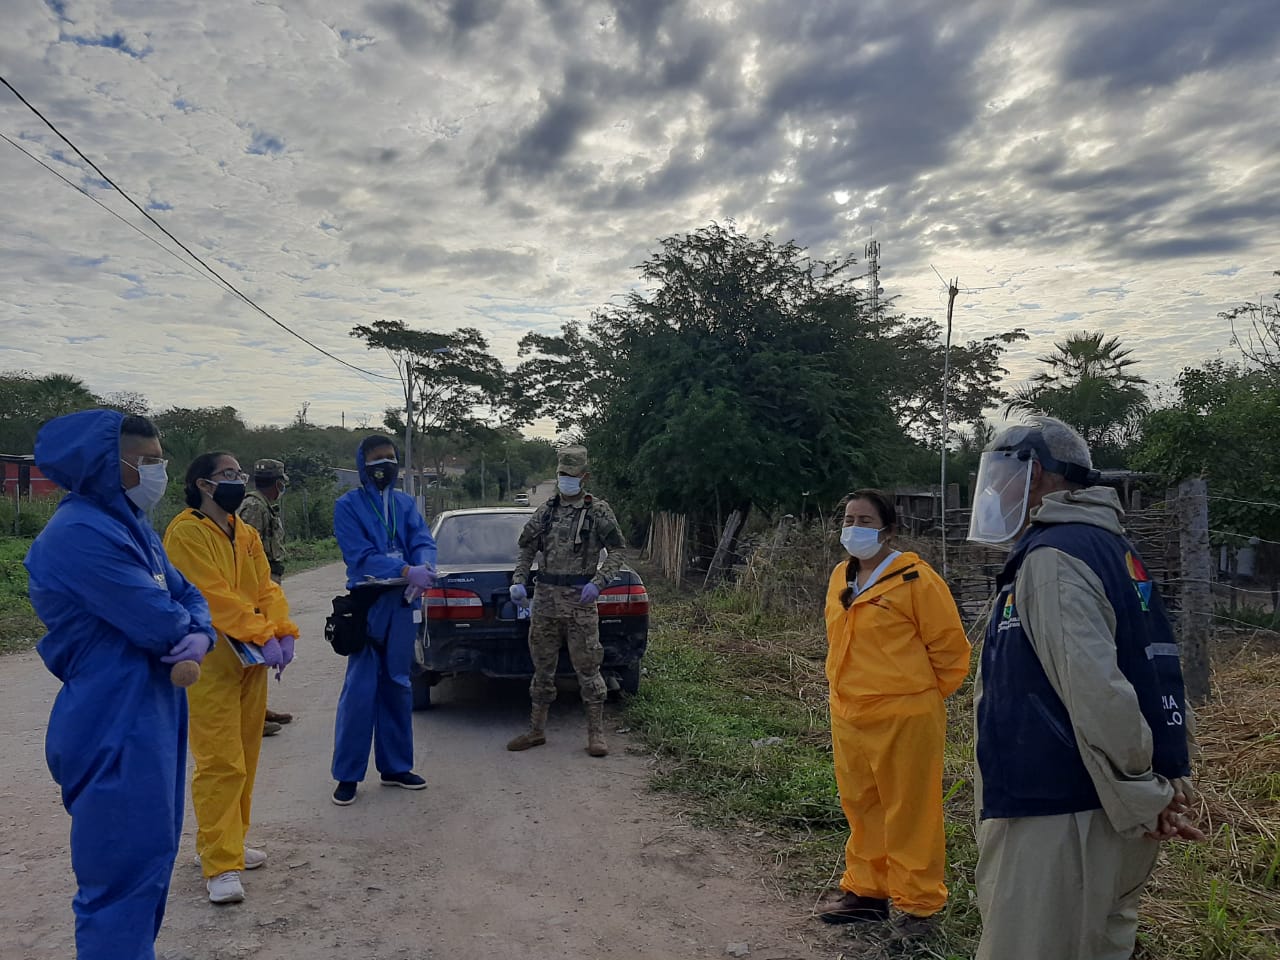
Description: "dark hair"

(838, 488), (899, 609)
(120, 415), (158, 442)
(361, 434), (396, 457)
(184, 451), (234, 508)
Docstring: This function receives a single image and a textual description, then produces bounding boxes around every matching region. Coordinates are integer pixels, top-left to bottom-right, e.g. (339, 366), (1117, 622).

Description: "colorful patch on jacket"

(1126, 551), (1152, 612)
(996, 589), (1021, 632)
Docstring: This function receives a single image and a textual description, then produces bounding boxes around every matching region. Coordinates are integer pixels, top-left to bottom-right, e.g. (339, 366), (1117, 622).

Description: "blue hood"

(36, 409), (130, 508)
(356, 437), (402, 494)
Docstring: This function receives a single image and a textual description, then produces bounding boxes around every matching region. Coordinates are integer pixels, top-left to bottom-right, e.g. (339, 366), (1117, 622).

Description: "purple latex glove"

(260, 637), (285, 669)
(406, 564), (436, 590)
(509, 583), (529, 607)
(579, 582), (601, 605)
(279, 635), (296, 666)
(161, 631), (212, 665)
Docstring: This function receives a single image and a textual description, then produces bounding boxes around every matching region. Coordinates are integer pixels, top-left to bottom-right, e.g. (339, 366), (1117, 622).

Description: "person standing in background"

(238, 458), (293, 735)
(506, 444), (625, 758)
(330, 435), (437, 806)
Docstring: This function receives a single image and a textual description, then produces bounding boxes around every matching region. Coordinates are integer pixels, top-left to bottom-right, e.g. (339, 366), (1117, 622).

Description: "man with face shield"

(968, 417), (1202, 960)
(25, 410), (214, 957)
(506, 444), (625, 757)
(329, 435), (437, 806)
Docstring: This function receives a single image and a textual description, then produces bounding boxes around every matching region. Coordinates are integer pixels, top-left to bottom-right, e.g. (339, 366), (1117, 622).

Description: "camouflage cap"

(556, 444), (589, 477)
(254, 458), (289, 482)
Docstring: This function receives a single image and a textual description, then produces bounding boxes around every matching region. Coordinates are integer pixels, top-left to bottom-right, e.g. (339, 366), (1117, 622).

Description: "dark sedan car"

(412, 507), (649, 709)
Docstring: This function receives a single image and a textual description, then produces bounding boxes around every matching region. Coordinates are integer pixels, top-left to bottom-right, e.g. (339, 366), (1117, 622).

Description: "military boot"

(507, 703), (549, 751)
(585, 702), (608, 757)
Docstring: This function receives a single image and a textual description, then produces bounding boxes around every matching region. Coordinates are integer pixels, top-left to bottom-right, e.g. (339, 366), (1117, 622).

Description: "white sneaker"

(207, 871), (245, 904)
(195, 848), (266, 870)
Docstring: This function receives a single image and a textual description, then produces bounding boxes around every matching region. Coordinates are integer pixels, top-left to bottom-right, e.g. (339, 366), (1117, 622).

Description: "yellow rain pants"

(187, 637), (268, 876)
(831, 689), (948, 916)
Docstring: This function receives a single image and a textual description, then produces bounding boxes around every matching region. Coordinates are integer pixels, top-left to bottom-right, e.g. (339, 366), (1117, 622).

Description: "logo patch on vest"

(997, 590), (1021, 632)
(1126, 552), (1152, 612)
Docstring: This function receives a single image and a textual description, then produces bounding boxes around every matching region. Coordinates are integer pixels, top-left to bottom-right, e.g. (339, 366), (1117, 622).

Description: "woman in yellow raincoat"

(820, 489), (971, 936)
(164, 452), (299, 906)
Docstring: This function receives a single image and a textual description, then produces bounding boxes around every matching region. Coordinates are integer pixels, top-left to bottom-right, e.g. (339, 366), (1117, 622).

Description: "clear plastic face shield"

(967, 448), (1035, 544)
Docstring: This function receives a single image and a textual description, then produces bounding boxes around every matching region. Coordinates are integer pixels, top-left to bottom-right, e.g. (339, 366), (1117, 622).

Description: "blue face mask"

(558, 475), (582, 497)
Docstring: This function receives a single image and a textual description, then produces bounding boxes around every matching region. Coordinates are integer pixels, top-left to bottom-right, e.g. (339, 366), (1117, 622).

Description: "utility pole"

(939, 277), (960, 579)
(403, 357), (415, 499)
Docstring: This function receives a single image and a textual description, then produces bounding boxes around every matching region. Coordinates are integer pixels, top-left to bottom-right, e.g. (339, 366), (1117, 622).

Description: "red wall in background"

(1, 458), (58, 498)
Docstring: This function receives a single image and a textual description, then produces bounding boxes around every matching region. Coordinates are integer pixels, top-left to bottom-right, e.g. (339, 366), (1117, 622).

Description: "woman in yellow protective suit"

(820, 489), (971, 936)
(164, 452), (298, 906)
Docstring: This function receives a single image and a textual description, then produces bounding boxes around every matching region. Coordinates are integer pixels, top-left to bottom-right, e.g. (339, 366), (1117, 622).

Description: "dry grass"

(631, 543), (1280, 959)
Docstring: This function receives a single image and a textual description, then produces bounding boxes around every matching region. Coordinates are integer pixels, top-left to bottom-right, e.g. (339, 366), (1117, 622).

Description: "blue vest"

(977, 521), (1191, 820)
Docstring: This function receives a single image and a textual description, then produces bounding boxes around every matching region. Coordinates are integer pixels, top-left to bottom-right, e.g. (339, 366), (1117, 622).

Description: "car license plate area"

(495, 596), (531, 621)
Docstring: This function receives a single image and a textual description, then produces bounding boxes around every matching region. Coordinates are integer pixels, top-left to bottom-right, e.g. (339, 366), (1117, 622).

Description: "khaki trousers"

(976, 810), (1160, 960)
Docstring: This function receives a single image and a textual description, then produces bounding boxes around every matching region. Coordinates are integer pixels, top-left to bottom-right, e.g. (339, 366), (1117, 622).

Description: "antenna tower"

(865, 239), (882, 316)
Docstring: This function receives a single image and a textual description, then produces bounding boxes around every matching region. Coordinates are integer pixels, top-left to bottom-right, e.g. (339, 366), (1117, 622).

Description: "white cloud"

(0, 0), (1277, 434)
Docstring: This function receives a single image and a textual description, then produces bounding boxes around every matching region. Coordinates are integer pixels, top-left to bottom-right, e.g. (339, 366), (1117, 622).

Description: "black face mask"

(367, 460), (399, 491)
(208, 480), (247, 513)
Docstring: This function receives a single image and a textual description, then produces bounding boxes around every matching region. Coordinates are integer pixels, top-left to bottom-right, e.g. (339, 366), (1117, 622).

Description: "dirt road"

(1, 562), (834, 960)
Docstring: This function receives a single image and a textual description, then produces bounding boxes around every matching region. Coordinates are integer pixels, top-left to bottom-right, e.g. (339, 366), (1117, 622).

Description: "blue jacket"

(24, 409), (213, 794)
(334, 441), (437, 589)
(977, 519), (1191, 820)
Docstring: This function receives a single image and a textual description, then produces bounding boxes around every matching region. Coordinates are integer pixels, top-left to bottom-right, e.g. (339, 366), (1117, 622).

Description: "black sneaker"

(332, 781), (357, 805)
(819, 892), (891, 924)
(380, 771), (427, 790)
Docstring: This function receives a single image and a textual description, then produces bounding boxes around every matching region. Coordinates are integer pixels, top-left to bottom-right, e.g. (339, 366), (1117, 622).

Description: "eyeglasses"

(208, 469), (249, 483)
(127, 456), (168, 468)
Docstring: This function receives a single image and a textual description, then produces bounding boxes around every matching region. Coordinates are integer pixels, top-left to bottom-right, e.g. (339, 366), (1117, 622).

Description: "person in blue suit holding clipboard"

(331, 435), (437, 806)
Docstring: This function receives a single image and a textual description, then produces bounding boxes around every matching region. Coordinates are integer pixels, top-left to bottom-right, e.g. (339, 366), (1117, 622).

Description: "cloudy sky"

(2, 0), (1277, 433)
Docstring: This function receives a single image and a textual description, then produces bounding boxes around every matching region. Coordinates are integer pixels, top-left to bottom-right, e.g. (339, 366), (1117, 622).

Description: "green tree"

(513, 223), (1022, 541)
(0, 371), (100, 451)
(1135, 360), (1280, 602)
(350, 320), (505, 501)
(1005, 331), (1149, 459)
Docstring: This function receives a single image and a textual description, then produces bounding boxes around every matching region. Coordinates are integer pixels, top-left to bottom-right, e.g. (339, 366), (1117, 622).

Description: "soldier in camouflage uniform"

(237, 459), (293, 732)
(239, 459), (288, 583)
(507, 445), (624, 757)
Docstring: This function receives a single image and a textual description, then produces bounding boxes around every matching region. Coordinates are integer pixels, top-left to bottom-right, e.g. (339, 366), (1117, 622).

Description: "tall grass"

(625, 538), (1280, 958)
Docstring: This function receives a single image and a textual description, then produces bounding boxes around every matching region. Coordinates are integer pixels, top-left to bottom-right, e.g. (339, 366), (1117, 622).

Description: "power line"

(1, 132), (228, 288)
(0, 74), (398, 383)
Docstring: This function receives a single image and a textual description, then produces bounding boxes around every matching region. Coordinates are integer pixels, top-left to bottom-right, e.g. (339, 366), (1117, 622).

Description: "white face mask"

(840, 525), (884, 560)
(123, 460), (168, 512)
(558, 476), (583, 497)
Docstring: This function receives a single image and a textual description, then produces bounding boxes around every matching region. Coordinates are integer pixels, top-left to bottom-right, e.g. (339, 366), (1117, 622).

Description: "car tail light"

(426, 588), (484, 620)
(597, 584), (650, 616)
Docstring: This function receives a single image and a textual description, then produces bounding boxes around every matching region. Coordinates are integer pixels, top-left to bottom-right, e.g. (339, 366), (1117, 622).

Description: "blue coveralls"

(24, 409), (213, 960)
(331, 443), (437, 783)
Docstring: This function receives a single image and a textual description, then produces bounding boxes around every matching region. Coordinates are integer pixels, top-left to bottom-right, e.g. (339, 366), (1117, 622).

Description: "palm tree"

(1005, 332), (1149, 450)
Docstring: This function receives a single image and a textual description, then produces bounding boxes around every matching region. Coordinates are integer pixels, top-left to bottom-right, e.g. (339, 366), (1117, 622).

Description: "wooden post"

(1176, 478), (1212, 703)
(704, 508), (746, 587)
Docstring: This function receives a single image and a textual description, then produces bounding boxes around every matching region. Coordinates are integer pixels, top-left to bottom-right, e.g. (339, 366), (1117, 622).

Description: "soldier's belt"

(536, 573), (593, 587)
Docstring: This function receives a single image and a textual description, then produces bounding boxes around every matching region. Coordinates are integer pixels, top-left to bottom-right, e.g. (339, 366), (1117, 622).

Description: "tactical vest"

(977, 521), (1191, 820)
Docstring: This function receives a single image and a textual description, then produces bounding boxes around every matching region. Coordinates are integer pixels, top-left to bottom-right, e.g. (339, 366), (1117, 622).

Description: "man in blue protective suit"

(330, 435), (437, 806)
(24, 409), (214, 960)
